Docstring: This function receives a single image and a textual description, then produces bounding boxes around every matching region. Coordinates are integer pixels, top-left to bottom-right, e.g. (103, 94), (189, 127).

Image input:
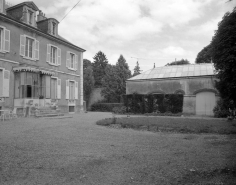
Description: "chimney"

(0, 0), (5, 14)
(37, 10), (46, 21)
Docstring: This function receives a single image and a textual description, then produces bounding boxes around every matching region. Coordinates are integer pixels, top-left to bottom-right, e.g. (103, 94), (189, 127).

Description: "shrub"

(144, 112), (182, 117)
(112, 106), (127, 114)
(213, 99), (229, 118)
(90, 103), (123, 112)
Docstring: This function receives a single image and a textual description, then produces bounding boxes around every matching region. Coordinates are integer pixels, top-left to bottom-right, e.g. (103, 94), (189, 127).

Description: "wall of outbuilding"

(126, 76), (218, 115)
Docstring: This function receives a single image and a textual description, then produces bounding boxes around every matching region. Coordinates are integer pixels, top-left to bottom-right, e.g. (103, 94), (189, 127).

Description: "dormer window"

(28, 10), (34, 25)
(52, 22), (56, 35)
(26, 9), (35, 26)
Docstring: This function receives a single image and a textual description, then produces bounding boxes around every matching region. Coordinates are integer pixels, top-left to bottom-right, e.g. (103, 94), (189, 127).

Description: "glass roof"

(128, 63), (215, 81)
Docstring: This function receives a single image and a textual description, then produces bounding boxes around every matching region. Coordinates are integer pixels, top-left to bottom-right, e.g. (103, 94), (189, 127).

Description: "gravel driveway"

(0, 112), (234, 185)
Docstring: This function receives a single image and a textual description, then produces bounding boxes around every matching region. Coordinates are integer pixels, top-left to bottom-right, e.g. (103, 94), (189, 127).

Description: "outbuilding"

(126, 63), (218, 116)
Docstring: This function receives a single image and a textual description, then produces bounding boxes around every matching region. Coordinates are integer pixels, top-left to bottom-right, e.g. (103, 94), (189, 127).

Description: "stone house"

(0, 0), (85, 115)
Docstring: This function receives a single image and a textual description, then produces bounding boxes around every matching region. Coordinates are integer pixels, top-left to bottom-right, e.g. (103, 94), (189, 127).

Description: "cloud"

(162, 46), (186, 56)
(7, 0), (236, 72)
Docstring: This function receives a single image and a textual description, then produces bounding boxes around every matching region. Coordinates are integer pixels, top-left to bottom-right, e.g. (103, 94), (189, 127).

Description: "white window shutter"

(57, 78), (61, 99)
(75, 81), (78, 99)
(47, 44), (51, 63)
(20, 35), (25, 56)
(66, 51), (70, 68)
(57, 47), (61, 65)
(75, 54), (78, 70)
(66, 80), (69, 99)
(34, 40), (39, 60)
(4, 29), (10, 52)
(2, 70), (10, 97)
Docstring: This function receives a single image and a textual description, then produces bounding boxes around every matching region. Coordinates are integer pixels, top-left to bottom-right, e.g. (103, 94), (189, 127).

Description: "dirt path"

(0, 112), (235, 185)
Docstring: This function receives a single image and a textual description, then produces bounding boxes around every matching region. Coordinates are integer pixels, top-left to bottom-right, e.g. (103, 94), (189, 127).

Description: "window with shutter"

(47, 44), (60, 66)
(20, 35), (38, 61)
(57, 79), (61, 99)
(0, 27), (3, 52)
(0, 26), (10, 53)
(20, 35), (25, 56)
(4, 29), (10, 52)
(66, 80), (69, 99)
(34, 40), (39, 60)
(57, 48), (61, 65)
(75, 81), (78, 99)
(2, 70), (10, 97)
(67, 51), (77, 71)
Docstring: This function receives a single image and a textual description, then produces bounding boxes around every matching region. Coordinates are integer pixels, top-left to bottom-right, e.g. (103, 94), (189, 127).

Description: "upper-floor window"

(0, 26), (10, 53)
(25, 37), (34, 58)
(47, 44), (61, 66)
(70, 53), (75, 69)
(20, 35), (39, 60)
(66, 51), (78, 71)
(51, 46), (57, 64)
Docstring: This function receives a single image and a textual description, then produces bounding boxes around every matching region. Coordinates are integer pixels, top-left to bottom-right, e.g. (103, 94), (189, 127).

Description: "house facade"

(126, 63), (218, 116)
(0, 0), (85, 115)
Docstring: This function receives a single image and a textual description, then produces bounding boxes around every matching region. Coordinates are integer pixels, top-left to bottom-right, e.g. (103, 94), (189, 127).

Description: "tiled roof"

(128, 63), (215, 81)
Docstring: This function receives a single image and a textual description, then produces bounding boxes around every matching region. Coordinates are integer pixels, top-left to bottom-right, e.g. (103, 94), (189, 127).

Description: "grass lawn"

(97, 116), (236, 134)
(96, 116), (236, 184)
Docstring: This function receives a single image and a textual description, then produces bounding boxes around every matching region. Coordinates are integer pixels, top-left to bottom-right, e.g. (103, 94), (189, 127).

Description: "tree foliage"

(166, 59), (190, 66)
(101, 55), (131, 103)
(92, 51), (108, 87)
(211, 7), (236, 106)
(83, 59), (94, 107)
(83, 59), (92, 70)
(195, 44), (212, 64)
(133, 61), (141, 76)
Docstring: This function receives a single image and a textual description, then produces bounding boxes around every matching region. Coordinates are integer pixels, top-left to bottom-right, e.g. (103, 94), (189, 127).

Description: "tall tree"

(115, 55), (132, 102)
(101, 55), (131, 103)
(195, 44), (212, 64)
(211, 7), (236, 106)
(83, 59), (92, 70)
(133, 61), (141, 76)
(83, 59), (94, 107)
(92, 51), (108, 87)
(166, 59), (190, 66)
(101, 64), (119, 103)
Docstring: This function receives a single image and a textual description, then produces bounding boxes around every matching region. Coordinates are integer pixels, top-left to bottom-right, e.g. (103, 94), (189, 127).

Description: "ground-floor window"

(69, 81), (75, 99)
(14, 72), (52, 99)
(69, 106), (75, 113)
(51, 78), (57, 99)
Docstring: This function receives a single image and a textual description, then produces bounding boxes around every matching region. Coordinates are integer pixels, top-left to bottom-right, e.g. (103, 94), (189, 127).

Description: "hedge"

(90, 103), (123, 112)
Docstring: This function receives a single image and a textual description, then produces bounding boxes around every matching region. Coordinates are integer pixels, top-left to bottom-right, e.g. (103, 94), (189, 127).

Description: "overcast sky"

(9, 0), (236, 72)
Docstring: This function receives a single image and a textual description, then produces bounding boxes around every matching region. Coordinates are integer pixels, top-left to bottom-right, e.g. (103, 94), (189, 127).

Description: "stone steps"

(35, 107), (64, 117)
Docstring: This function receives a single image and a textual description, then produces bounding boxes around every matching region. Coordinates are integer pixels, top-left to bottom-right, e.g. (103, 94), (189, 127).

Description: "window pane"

(70, 53), (74, 68)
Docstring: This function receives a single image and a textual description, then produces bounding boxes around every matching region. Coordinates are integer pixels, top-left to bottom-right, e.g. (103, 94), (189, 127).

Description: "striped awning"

(13, 67), (55, 76)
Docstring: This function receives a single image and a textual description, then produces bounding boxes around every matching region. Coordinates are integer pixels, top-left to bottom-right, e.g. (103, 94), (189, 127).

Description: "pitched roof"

(128, 63), (215, 81)
(6, 1), (39, 11)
